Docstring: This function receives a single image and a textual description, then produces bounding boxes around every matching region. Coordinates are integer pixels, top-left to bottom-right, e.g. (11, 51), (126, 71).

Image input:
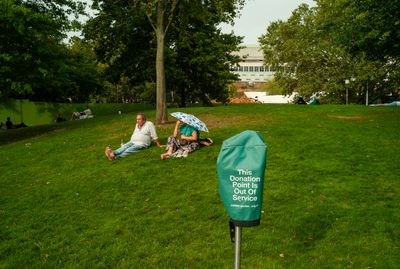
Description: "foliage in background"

(0, 0), (101, 102)
(84, 0), (244, 112)
(263, 79), (285, 95)
(84, 0), (156, 104)
(0, 105), (399, 268)
(167, 0), (242, 106)
(259, 0), (400, 104)
(60, 38), (103, 103)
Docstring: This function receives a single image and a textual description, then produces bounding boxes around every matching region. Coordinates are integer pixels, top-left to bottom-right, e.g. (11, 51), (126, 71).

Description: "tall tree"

(167, 0), (242, 106)
(315, 0), (400, 61)
(85, 0), (244, 113)
(62, 38), (103, 103)
(132, 0), (179, 124)
(0, 0), (92, 101)
(259, 1), (400, 104)
(85, 0), (157, 104)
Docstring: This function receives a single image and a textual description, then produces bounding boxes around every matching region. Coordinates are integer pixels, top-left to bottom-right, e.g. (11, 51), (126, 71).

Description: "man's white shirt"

(130, 121), (158, 147)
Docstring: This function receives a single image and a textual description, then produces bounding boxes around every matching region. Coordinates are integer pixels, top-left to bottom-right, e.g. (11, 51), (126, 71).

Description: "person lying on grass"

(71, 105), (93, 120)
(105, 113), (162, 161)
(161, 120), (200, 160)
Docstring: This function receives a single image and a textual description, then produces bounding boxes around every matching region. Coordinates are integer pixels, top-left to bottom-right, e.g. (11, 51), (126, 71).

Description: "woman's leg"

(161, 136), (178, 159)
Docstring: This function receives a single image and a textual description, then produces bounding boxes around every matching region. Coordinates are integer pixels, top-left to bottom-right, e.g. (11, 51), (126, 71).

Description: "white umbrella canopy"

(170, 112), (209, 132)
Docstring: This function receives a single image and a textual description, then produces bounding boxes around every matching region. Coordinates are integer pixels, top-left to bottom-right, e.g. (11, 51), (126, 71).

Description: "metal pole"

(366, 81), (369, 106)
(234, 226), (242, 269)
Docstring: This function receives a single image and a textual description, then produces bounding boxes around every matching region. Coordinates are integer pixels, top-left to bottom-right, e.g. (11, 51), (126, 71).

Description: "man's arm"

(148, 122), (163, 147)
(153, 138), (163, 148)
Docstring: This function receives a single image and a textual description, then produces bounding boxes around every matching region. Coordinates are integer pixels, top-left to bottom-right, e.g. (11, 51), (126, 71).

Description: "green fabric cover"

(217, 130), (267, 227)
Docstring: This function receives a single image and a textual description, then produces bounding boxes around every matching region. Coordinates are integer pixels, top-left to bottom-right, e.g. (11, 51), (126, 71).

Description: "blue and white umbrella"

(170, 112), (209, 132)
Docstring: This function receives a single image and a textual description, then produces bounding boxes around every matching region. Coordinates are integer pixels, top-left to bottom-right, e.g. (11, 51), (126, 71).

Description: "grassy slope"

(0, 105), (399, 269)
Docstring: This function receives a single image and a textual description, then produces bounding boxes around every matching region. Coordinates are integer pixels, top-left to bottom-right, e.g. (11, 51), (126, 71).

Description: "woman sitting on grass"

(161, 120), (199, 159)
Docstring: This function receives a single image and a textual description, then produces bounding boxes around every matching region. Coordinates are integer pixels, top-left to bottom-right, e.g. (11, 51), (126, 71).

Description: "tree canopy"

(84, 0), (244, 122)
(0, 0), (100, 102)
(259, 0), (400, 104)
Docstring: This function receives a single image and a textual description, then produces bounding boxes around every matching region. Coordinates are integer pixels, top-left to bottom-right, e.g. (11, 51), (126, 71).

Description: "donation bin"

(217, 130), (267, 227)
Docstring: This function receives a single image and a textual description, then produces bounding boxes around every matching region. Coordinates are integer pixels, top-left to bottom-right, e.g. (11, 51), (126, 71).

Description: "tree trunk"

(155, 1), (168, 124)
(179, 87), (186, 107)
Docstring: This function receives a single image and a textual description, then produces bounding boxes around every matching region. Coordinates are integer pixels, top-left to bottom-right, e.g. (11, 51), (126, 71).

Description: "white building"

(244, 91), (295, 104)
(233, 45), (274, 83)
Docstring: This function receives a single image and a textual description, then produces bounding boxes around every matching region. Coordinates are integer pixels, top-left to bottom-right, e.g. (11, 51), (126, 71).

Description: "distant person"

(56, 114), (66, 123)
(296, 97), (307, 104)
(5, 117), (27, 129)
(105, 113), (163, 161)
(71, 106), (93, 120)
(5, 117), (14, 129)
(307, 96), (320, 105)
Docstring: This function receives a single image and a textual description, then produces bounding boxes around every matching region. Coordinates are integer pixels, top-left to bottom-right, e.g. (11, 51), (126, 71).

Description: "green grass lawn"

(1, 104), (399, 269)
(0, 99), (152, 126)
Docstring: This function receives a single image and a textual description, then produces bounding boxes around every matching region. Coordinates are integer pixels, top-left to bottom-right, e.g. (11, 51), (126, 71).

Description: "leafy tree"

(62, 38), (103, 103)
(0, 0), (99, 102)
(85, 0), (244, 115)
(166, 0), (242, 107)
(315, 0), (400, 61)
(134, 0), (244, 122)
(84, 0), (156, 104)
(133, 0), (179, 123)
(260, 5), (325, 98)
(314, 0), (400, 102)
(259, 1), (400, 104)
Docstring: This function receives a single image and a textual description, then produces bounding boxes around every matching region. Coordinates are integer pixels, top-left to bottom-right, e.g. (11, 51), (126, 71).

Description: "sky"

(72, 0), (315, 44)
(221, 0), (316, 45)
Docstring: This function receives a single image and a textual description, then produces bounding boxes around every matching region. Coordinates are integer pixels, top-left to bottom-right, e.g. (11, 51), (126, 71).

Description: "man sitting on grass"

(105, 113), (163, 160)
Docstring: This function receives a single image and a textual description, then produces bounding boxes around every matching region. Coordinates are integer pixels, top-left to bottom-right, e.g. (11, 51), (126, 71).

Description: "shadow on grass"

(292, 205), (337, 250)
(0, 120), (88, 146)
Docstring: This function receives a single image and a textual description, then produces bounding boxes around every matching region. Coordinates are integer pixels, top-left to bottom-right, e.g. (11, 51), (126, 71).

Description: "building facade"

(232, 45), (274, 83)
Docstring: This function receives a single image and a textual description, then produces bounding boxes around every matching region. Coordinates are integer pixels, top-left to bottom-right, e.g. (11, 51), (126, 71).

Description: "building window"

(249, 66), (254, 72)
(260, 66), (265, 72)
(239, 66), (243, 72)
(244, 66), (249, 72)
(254, 66), (260, 72)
